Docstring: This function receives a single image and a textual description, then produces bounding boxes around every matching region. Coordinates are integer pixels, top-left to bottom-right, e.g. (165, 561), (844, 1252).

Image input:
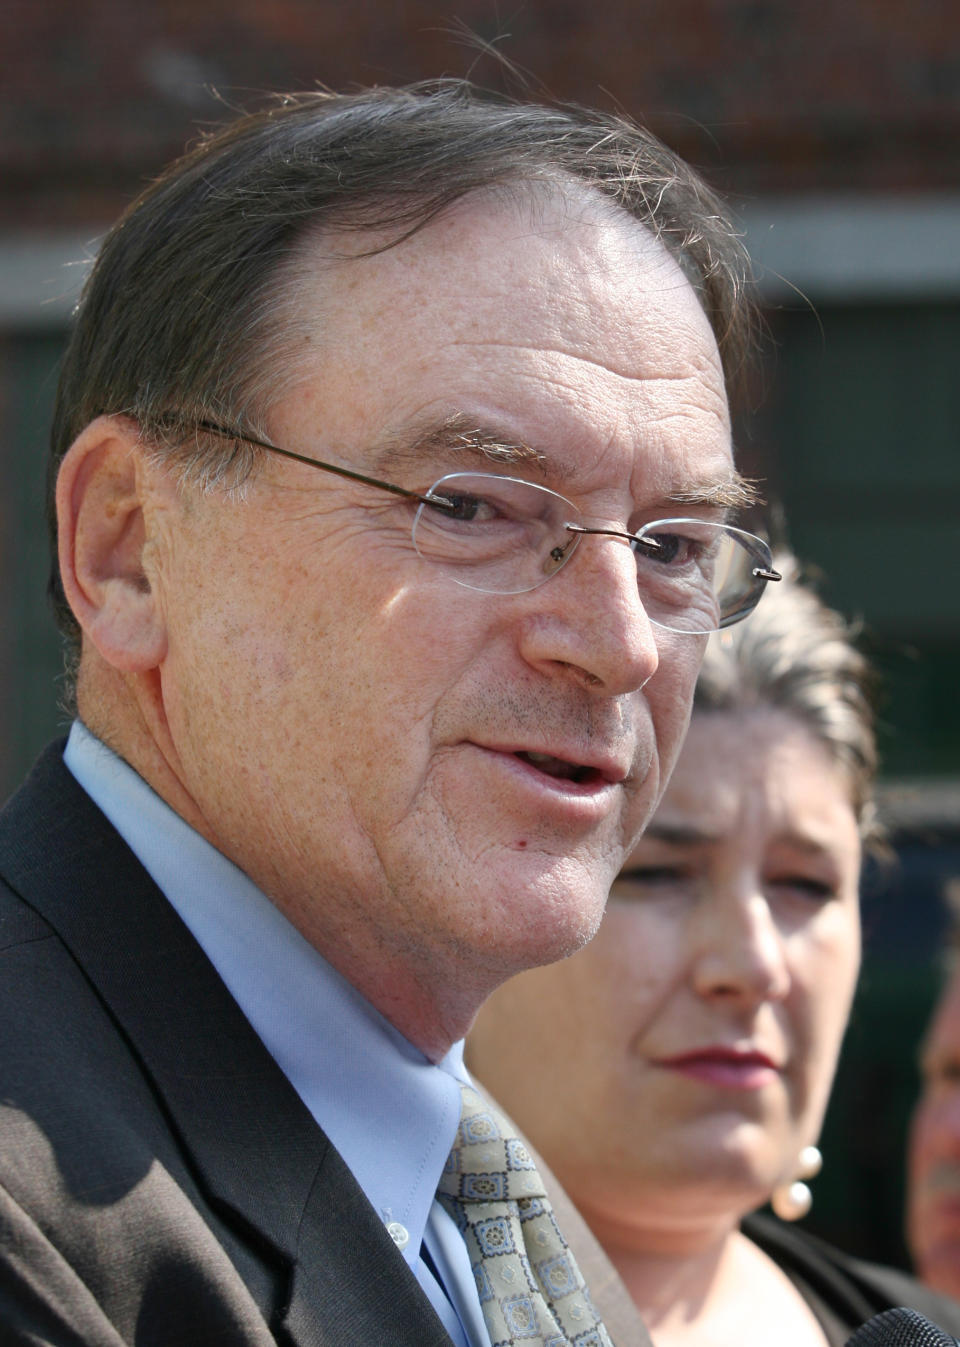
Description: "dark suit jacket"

(0, 741), (456, 1346)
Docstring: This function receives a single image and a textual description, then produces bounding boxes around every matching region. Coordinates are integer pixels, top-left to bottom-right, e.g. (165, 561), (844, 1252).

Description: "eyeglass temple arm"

(550, 521), (655, 564)
(194, 420), (453, 510)
(564, 522), (662, 546)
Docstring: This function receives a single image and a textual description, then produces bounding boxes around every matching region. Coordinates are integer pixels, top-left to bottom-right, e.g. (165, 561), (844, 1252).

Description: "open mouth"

(514, 750), (604, 785)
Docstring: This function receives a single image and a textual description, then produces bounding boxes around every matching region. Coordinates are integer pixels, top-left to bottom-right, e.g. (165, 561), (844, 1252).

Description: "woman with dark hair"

(470, 560), (960, 1347)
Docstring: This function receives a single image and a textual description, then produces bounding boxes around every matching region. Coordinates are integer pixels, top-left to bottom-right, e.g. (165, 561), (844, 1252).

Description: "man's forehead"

(295, 180), (694, 323)
(274, 187), (732, 505)
(274, 186), (725, 422)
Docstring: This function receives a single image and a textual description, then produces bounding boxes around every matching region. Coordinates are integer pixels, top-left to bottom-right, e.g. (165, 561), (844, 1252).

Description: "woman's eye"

(770, 874), (837, 902)
(615, 865), (688, 888)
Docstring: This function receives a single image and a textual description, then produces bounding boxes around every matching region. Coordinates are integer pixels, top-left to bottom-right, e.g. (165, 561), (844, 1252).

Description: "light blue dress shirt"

(64, 721), (488, 1347)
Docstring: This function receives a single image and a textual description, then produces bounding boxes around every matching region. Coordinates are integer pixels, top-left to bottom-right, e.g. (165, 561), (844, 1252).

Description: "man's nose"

(690, 885), (792, 1006)
(516, 530), (662, 695)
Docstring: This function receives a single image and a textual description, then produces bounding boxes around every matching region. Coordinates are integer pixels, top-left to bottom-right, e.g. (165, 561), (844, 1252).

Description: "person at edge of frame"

(909, 877), (960, 1305)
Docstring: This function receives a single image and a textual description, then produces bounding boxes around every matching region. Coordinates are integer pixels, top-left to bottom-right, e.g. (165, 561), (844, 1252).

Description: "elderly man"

(909, 886), (960, 1301)
(0, 83), (775, 1345)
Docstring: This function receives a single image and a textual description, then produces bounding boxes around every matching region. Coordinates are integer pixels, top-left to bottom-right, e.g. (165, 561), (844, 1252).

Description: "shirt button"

(386, 1221), (410, 1250)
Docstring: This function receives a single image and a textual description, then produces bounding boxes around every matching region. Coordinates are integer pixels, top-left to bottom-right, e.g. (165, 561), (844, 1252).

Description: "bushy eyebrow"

(373, 414), (758, 510)
(372, 414), (545, 475)
(666, 475), (761, 511)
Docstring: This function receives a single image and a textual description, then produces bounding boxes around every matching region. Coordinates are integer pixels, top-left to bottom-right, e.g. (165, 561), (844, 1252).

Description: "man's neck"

(77, 672), (484, 1063)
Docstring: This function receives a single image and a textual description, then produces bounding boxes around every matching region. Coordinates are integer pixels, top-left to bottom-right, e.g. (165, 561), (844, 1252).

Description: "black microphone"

(845, 1308), (960, 1347)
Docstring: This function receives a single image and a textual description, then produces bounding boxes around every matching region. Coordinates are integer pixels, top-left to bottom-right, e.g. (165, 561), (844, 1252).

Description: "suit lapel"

(284, 1142), (455, 1346)
(0, 742), (453, 1347)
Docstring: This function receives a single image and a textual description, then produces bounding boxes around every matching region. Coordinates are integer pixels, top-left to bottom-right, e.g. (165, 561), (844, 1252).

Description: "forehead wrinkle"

(454, 336), (724, 393)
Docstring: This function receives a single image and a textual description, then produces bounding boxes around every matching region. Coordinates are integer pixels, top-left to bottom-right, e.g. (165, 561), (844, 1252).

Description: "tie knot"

(438, 1083), (547, 1204)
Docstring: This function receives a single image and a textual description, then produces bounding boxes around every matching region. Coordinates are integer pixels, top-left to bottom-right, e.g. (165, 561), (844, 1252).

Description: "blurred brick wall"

(3, 0), (959, 229)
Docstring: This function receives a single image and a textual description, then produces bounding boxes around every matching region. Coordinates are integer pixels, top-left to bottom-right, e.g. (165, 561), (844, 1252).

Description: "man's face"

(143, 188), (734, 1046)
(908, 960), (960, 1297)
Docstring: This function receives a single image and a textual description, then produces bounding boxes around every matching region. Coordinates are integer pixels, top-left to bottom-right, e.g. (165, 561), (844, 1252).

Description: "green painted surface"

(0, 331), (69, 801)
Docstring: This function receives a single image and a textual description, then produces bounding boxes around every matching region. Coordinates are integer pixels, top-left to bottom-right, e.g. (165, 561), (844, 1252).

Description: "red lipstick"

(653, 1046), (780, 1090)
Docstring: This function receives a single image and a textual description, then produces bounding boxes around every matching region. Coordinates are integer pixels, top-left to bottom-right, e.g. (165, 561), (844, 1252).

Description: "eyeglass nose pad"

(546, 527), (581, 575)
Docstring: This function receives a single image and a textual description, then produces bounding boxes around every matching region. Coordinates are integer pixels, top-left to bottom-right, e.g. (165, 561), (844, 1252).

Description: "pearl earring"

(771, 1145), (822, 1222)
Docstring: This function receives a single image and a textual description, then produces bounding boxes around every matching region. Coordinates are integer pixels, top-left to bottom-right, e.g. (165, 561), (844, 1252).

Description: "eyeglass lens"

(412, 472), (772, 633)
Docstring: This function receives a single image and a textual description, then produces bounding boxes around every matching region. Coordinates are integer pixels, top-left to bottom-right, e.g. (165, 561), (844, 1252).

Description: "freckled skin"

(73, 186), (734, 1061)
(470, 709), (862, 1244)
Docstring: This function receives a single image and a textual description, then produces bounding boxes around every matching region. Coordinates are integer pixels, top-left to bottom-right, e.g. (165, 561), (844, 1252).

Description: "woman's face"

(469, 708), (862, 1241)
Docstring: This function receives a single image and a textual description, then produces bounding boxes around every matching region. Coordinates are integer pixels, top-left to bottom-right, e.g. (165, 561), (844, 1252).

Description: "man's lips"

(475, 742), (631, 788)
(653, 1046), (782, 1090)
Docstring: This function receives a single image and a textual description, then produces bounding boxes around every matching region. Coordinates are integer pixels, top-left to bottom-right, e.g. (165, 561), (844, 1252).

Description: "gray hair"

(48, 79), (756, 654)
(694, 557), (879, 840)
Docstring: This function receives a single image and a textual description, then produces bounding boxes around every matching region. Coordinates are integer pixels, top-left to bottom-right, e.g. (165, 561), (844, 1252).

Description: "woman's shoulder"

(743, 1212), (960, 1339)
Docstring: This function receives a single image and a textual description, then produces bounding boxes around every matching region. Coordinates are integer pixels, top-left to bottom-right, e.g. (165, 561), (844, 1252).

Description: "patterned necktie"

(437, 1082), (614, 1347)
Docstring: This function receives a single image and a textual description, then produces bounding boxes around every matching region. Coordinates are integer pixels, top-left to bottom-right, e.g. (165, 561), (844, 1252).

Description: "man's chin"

(480, 876), (609, 978)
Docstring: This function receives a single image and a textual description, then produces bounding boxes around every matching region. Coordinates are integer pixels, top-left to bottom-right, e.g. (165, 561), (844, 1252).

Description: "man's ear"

(56, 415), (168, 672)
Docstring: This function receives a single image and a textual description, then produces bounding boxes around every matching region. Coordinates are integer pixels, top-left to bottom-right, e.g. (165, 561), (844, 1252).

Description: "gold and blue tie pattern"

(437, 1083), (613, 1347)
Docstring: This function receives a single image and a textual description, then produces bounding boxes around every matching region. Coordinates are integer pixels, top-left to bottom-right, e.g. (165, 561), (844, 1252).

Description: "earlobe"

(56, 415), (168, 672)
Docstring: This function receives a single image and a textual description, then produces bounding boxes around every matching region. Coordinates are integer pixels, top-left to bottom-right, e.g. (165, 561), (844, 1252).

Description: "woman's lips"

(653, 1047), (781, 1090)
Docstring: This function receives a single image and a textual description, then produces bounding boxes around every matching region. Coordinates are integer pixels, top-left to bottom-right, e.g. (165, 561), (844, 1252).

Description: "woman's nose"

(690, 886), (791, 1005)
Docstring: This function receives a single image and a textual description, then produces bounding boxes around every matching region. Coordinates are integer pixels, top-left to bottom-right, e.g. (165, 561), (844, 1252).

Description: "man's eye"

(429, 492), (498, 523)
(633, 532), (707, 567)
